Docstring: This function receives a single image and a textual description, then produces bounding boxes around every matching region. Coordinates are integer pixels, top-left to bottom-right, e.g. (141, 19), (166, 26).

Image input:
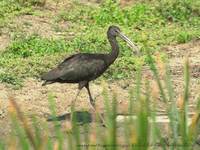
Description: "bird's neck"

(107, 36), (119, 65)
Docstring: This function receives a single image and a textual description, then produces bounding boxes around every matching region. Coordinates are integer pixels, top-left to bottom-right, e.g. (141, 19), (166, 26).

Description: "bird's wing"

(59, 54), (106, 81)
(41, 54), (106, 82)
(41, 54), (78, 81)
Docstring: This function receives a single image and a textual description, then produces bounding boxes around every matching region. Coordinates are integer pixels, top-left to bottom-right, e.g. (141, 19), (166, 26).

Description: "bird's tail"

(42, 81), (54, 86)
(42, 81), (47, 86)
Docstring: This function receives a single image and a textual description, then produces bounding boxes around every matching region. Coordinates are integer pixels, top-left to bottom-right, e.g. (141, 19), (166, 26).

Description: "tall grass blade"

(46, 138), (53, 150)
(123, 88), (134, 148)
(135, 80), (149, 150)
(146, 51), (167, 102)
(71, 104), (81, 150)
(11, 117), (30, 150)
(164, 63), (179, 148)
(48, 94), (63, 150)
(128, 88), (134, 116)
(188, 97), (200, 144)
(109, 94), (117, 150)
(135, 66), (142, 102)
(0, 141), (5, 150)
(180, 58), (190, 148)
(146, 53), (171, 149)
(102, 84), (111, 148)
(9, 97), (36, 149)
(31, 116), (42, 148)
(103, 84), (118, 149)
(83, 124), (89, 147)
(103, 84), (111, 128)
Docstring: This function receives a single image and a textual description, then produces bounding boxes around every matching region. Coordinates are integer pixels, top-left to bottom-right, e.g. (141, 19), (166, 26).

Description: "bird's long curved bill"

(118, 32), (140, 55)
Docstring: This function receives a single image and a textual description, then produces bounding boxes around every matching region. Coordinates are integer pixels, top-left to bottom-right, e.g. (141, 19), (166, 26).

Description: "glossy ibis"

(41, 25), (139, 123)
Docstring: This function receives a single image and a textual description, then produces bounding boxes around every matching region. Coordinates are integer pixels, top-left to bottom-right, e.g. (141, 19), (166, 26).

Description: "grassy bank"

(0, 0), (200, 87)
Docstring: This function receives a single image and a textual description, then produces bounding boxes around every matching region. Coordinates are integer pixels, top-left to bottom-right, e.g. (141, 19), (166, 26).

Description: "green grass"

(0, 0), (200, 86)
(0, 0), (35, 27)
(156, 0), (200, 22)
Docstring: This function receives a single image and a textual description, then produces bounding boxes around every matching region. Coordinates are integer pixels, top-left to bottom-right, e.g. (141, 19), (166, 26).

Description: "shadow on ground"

(47, 111), (93, 124)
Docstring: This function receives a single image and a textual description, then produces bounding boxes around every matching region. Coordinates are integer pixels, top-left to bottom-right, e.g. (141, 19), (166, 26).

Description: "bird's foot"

(98, 114), (106, 127)
(90, 106), (106, 127)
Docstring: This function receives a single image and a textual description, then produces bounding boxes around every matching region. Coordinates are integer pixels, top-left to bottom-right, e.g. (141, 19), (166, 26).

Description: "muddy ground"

(0, 0), (200, 146)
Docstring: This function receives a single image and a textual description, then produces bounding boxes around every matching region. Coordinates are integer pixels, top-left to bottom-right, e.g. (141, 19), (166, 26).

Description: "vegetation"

(1, 54), (200, 149)
(0, 1), (199, 149)
(0, 0), (200, 86)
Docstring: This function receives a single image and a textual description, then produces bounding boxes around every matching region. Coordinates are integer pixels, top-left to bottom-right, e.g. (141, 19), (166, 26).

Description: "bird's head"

(107, 25), (121, 37)
(107, 25), (140, 55)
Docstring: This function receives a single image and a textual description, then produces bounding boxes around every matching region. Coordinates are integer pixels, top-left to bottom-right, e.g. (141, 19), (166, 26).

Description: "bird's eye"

(114, 30), (118, 33)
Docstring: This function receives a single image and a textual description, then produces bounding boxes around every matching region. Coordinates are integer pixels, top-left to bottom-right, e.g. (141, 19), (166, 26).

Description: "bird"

(41, 25), (139, 123)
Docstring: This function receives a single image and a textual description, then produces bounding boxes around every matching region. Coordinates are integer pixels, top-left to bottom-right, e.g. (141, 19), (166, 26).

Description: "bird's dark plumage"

(41, 53), (109, 85)
(41, 26), (138, 124)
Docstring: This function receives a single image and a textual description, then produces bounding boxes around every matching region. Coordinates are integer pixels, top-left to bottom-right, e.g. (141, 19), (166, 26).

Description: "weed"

(177, 31), (192, 44)
(0, 0), (33, 27)
(4, 35), (71, 57)
(157, 0), (200, 22)
(0, 73), (22, 87)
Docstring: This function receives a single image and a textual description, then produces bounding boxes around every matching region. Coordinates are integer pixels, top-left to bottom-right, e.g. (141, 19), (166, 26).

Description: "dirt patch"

(167, 40), (200, 77)
(165, 39), (200, 58)
(7, 14), (69, 38)
(1, 78), (131, 116)
(120, 0), (138, 7)
(0, 34), (10, 51)
(0, 78), (132, 139)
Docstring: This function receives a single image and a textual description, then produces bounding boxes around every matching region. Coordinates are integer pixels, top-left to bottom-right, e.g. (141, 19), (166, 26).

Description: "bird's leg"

(70, 89), (81, 122)
(70, 89), (81, 109)
(85, 83), (106, 126)
(70, 82), (86, 108)
(70, 83), (86, 122)
(85, 84), (95, 108)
